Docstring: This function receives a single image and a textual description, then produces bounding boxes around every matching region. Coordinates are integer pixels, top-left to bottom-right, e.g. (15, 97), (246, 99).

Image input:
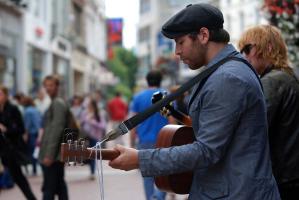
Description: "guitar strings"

(93, 139), (107, 200)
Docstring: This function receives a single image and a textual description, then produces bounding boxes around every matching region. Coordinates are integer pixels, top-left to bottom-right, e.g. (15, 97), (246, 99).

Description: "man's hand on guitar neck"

(108, 145), (139, 171)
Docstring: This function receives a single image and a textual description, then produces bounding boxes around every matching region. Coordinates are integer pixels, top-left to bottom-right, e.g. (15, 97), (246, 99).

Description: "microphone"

(101, 122), (129, 142)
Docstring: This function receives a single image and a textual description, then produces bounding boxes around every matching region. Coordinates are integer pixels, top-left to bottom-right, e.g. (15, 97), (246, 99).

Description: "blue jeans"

(88, 138), (98, 174)
(138, 143), (166, 200)
(28, 134), (38, 175)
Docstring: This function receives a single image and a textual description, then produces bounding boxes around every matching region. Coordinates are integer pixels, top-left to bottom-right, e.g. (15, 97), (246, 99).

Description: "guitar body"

(155, 125), (195, 194)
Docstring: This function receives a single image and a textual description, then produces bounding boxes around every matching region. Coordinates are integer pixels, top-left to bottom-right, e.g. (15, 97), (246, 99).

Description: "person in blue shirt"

(23, 96), (42, 176)
(109, 3), (280, 199)
(129, 70), (168, 200)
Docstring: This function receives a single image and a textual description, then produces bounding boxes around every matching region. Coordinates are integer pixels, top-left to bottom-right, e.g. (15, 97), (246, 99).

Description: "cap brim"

(161, 30), (188, 39)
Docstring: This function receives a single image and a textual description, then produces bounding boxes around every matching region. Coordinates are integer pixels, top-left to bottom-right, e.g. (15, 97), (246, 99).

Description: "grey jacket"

(138, 45), (280, 199)
(39, 97), (68, 162)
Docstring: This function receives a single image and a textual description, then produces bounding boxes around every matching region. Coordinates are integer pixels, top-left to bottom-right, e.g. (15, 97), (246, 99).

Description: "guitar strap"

(188, 54), (262, 108)
(106, 52), (262, 140)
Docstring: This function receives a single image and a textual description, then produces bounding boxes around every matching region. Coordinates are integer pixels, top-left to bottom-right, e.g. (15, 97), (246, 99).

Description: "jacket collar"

(206, 44), (238, 68)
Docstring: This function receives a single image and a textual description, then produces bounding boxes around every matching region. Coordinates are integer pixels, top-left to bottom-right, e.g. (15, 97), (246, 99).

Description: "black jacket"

(0, 101), (29, 165)
(261, 69), (299, 184)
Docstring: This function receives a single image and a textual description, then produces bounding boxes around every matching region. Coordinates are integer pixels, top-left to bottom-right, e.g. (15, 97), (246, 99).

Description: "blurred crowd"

(0, 70), (190, 200)
(0, 75), (129, 199)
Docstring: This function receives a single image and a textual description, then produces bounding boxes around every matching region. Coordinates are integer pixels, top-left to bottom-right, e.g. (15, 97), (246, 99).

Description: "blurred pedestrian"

(80, 99), (106, 180)
(23, 96), (42, 176)
(34, 87), (51, 162)
(12, 92), (25, 116)
(0, 85), (36, 200)
(34, 87), (51, 117)
(39, 75), (68, 200)
(93, 90), (106, 114)
(109, 3), (280, 199)
(107, 91), (128, 145)
(129, 70), (168, 200)
(239, 24), (299, 199)
(70, 95), (84, 125)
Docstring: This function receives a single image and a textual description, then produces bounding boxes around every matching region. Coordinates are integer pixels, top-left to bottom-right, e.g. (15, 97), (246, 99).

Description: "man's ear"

(198, 27), (210, 44)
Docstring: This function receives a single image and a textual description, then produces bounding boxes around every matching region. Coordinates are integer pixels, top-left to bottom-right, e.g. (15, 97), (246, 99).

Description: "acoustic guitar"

(151, 91), (195, 194)
(61, 93), (195, 194)
(60, 125), (194, 194)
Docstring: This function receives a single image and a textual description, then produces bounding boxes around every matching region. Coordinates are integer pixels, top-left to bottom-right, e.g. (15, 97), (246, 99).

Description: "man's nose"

(175, 46), (181, 56)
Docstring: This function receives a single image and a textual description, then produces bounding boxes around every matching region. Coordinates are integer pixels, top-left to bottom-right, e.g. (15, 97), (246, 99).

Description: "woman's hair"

(90, 99), (100, 122)
(238, 24), (293, 75)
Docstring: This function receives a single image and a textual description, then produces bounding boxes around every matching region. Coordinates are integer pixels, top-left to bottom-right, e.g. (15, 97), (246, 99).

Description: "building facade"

(220, 0), (267, 46)
(136, 0), (219, 86)
(0, 0), (110, 99)
(0, 1), (24, 94)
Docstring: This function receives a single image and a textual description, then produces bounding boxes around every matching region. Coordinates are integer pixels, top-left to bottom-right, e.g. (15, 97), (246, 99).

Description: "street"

(0, 161), (145, 200)
(0, 133), (188, 200)
(0, 131), (146, 200)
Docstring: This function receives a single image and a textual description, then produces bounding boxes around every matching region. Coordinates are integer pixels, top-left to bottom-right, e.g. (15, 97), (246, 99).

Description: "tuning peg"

(67, 140), (72, 166)
(73, 140), (78, 166)
(160, 107), (170, 117)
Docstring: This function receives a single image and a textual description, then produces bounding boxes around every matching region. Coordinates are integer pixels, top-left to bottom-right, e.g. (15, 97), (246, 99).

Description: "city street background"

(1, 161), (146, 200)
(0, 127), (188, 200)
(1, 0), (299, 199)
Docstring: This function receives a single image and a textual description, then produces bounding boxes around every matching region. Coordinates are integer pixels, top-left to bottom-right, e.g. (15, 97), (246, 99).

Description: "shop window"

(0, 54), (16, 93)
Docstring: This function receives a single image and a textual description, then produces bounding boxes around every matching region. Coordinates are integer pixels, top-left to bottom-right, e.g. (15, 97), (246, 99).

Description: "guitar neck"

(85, 148), (120, 160)
(60, 143), (120, 163)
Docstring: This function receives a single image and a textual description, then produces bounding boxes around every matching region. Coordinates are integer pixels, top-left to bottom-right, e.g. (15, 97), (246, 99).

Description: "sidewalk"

(0, 124), (188, 200)
(0, 162), (145, 200)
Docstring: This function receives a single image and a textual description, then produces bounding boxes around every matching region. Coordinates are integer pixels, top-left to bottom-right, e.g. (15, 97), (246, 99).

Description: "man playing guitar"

(109, 4), (280, 200)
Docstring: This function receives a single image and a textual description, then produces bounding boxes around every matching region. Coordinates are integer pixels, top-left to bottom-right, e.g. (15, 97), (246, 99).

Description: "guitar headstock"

(60, 140), (120, 165)
(60, 140), (89, 166)
(152, 91), (173, 117)
(151, 91), (192, 126)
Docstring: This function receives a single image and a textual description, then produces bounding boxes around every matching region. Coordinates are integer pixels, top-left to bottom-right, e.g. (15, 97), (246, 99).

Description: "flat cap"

(162, 3), (224, 39)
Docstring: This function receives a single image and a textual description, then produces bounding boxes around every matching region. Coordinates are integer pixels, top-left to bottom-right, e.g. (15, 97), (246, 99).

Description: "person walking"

(39, 75), (68, 200)
(129, 70), (168, 200)
(0, 85), (36, 200)
(23, 96), (42, 176)
(80, 99), (106, 180)
(107, 91), (128, 145)
(70, 95), (84, 123)
(239, 24), (299, 199)
(108, 3), (280, 200)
